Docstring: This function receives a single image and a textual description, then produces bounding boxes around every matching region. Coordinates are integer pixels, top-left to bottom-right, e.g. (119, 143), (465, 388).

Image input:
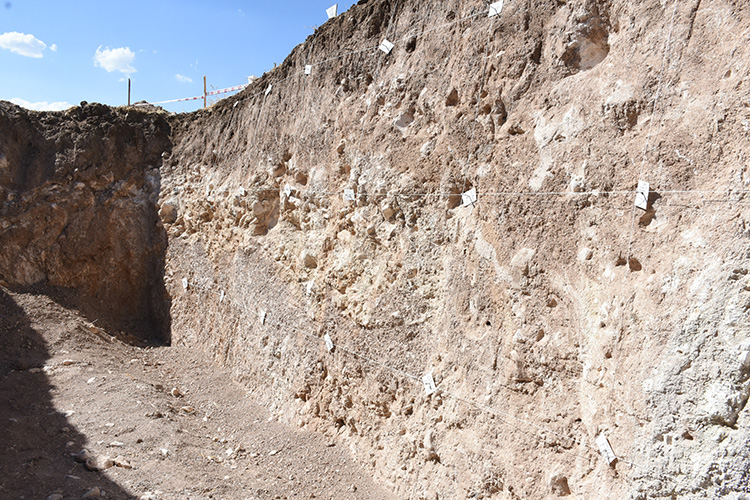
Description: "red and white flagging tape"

(148, 83), (249, 105)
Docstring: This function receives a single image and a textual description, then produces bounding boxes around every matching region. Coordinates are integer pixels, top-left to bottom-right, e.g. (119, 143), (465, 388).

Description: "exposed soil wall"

(0, 102), (172, 343)
(162, 0), (750, 498)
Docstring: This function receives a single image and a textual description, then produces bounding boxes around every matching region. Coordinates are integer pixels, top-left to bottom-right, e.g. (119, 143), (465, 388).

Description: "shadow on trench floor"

(0, 288), (136, 500)
(0, 286), (395, 500)
(5, 276), (173, 349)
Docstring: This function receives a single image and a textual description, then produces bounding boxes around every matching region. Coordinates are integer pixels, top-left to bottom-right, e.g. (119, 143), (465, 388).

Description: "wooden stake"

(127, 78), (131, 106)
(203, 76), (207, 108)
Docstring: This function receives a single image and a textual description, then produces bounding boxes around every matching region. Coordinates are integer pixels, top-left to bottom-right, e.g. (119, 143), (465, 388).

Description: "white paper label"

(283, 184), (292, 197)
(635, 180), (649, 210)
(238, 186), (246, 197)
(305, 64), (312, 75)
(461, 187), (477, 207)
(379, 39), (394, 54)
(219, 290), (225, 303)
(324, 334), (334, 352)
(259, 310), (267, 325)
(422, 373), (437, 396)
(596, 433), (617, 465)
(182, 278), (189, 290)
(265, 85), (272, 96)
(343, 189), (356, 202)
(489, 0), (504, 17)
(326, 4), (338, 19)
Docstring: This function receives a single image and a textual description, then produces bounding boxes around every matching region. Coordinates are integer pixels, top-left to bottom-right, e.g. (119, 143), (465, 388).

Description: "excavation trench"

(3, 0), (750, 498)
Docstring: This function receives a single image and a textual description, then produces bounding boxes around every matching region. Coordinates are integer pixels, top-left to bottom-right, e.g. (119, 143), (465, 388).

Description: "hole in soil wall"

(445, 88), (460, 107)
(638, 208), (656, 227)
(628, 257), (642, 272)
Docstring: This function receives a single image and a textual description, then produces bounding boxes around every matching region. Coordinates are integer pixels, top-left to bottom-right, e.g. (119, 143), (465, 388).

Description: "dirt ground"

(0, 287), (394, 500)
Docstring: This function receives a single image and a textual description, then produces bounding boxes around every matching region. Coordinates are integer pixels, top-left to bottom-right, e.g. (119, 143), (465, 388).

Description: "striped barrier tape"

(146, 83), (250, 105)
(206, 83), (248, 96)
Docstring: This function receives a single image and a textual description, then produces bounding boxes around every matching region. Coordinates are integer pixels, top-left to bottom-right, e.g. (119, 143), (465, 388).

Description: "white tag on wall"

(324, 333), (334, 352)
(259, 310), (267, 325)
(238, 186), (246, 197)
(265, 85), (272, 96)
(379, 39), (394, 54)
(740, 350), (750, 368)
(326, 4), (338, 18)
(488, 0), (504, 17)
(305, 64), (312, 75)
(635, 180), (649, 210)
(461, 187), (477, 207)
(343, 189), (356, 202)
(596, 433), (617, 465)
(283, 184), (292, 197)
(182, 278), (189, 290)
(422, 372), (437, 396)
(219, 290), (225, 303)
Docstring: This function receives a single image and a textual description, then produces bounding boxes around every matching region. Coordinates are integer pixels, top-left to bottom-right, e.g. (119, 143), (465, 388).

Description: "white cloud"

(10, 97), (72, 111)
(94, 45), (136, 74)
(0, 32), (48, 58)
(175, 73), (192, 83)
(50, 43), (57, 52)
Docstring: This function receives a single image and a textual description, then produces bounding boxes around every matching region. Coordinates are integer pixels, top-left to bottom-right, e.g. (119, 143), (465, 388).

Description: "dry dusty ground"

(0, 287), (394, 500)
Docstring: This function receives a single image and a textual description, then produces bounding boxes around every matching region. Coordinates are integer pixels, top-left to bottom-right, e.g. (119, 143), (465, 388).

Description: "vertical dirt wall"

(0, 102), (173, 343)
(162, 0), (750, 498)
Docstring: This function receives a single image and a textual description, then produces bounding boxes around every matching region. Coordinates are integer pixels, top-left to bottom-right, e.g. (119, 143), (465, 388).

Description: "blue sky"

(0, 1), (358, 113)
